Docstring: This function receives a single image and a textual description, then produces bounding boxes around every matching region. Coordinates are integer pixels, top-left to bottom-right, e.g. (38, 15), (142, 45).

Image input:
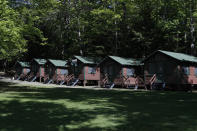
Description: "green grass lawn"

(1, 82), (197, 131)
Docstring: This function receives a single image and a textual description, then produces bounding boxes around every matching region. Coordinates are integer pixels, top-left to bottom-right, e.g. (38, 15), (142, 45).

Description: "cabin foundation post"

(83, 80), (87, 87)
(98, 80), (101, 87)
(150, 83), (153, 90)
(126, 84), (128, 88)
(144, 85), (147, 90)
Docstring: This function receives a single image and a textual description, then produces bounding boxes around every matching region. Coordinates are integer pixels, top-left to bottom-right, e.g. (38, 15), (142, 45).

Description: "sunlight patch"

(65, 114), (126, 129)
(132, 112), (141, 115)
(177, 99), (185, 102)
(0, 113), (12, 117)
(162, 122), (176, 127)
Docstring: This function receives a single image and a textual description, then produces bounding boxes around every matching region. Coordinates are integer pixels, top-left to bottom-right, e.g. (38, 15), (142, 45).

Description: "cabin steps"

(65, 74), (75, 86)
(47, 79), (53, 84)
(27, 72), (34, 81)
(31, 76), (37, 82)
(104, 83), (115, 89)
(24, 77), (28, 81)
(60, 80), (65, 85)
(71, 79), (79, 86)
(110, 83), (115, 89)
(134, 85), (138, 90)
(44, 79), (49, 84)
(16, 76), (21, 80)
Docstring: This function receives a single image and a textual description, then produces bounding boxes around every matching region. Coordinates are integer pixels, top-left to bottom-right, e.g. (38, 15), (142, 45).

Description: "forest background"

(0, 0), (197, 68)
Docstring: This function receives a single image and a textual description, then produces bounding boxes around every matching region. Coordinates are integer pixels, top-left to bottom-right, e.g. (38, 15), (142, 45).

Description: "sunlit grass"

(1, 82), (197, 131)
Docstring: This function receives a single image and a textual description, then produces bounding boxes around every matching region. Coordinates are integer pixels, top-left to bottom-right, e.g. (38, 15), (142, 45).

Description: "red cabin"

(99, 56), (143, 88)
(14, 61), (30, 80)
(144, 50), (197, 90)
(44, 59), (69, 84)
(70, 56), (102, 86)
(28, 59), (47, 82)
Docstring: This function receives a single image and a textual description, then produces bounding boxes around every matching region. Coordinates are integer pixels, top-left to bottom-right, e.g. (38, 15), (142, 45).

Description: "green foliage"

(0, 0), (26, 60)
(1, 0), (197, 63)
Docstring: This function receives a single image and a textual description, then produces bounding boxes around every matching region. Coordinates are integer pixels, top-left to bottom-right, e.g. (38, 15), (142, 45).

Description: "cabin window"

(26, 69), (30, 73)
(182, 67), (190, 75)
(88, 67), (96, 74)
(61, 69), (68, 75)
(127, 68), (135, 77)
(71, 59), (77, 67)
(195, 68), (197, 76)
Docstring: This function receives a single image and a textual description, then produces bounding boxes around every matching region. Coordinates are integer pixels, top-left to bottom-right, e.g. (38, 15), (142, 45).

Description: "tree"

(0, 0), (26, 61)
(2, 0), (197, 67)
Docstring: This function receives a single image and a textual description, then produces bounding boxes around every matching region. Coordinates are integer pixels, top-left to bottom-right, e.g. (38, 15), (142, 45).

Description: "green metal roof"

(74, 56), (102, 64)
(33, 58), (47, 65)
(108, 56), (142, 66)
(149, 50), (197, 63)
(17, 61), (30, 68)
(48, 59), (68, 67)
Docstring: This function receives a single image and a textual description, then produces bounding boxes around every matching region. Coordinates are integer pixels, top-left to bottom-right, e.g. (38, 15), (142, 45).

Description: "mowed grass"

(1, 82), (197, 131)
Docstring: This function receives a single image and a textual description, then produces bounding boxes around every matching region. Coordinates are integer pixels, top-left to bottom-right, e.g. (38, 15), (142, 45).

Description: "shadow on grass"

(1, 82), (197, 131)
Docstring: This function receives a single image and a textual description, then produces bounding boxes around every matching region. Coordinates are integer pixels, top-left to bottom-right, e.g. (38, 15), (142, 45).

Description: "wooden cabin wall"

(166, 65), (197, 85)
(101, 64), (139, 86)
(112, 67), (124, 85)
(187, 66), (197, 85)
(83, 66), (100, 80)
(121, 67), (136, 85)
(100, 58), (139, 86)
(73, 60), (85, 80)
(144, 53), (177, 83)
(40, 66), (45, 77)
(71, 59), (100, 81)
(45, 62), (56, 78)
(145, 52), (197, 85)
(23, 68), (30, 75)
(31, 61), (45, 77)
(31, 61), (39, 73)
(100, 59), (122, 82)
(56, 68), (69, 81)
(144, 53), (174, 75)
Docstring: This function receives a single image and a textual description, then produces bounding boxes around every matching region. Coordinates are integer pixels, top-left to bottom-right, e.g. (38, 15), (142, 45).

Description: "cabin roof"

(74, 56), (102, 65)
(145, 50), (197, 63)
(33, 58), (47, 65)
(48, 59), (68, 67)
(17, 61), (30, 68)
(108, 56), (142, 66)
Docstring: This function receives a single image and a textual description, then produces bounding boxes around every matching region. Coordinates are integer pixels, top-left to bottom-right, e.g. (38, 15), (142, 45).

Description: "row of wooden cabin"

(15, 56), (102, 86)
(14, 50), (197, 89)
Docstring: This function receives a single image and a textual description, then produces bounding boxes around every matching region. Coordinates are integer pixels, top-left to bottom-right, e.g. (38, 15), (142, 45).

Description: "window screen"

(61, 69), (68, 75)
(182, 67), (190, 75)
(127, 68), (135, 76)
(195, 68), (197, 76)
(26, 69), (30, 73)
(88, 67), (96, 74)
